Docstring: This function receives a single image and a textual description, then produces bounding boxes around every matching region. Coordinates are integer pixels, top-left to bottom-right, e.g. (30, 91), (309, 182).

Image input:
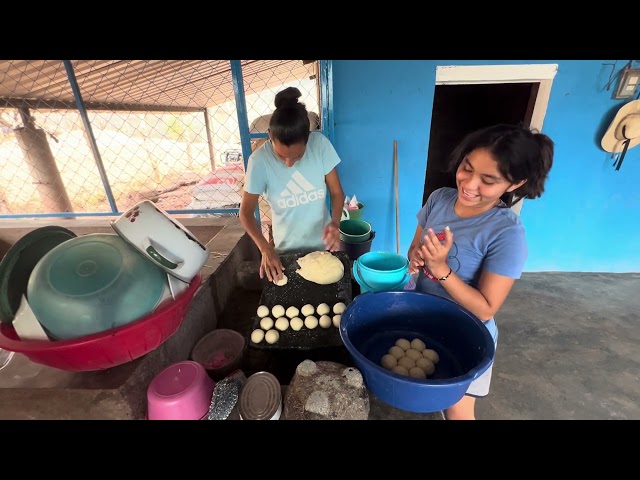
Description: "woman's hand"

(419, 226), (454, 279)
(259, 244), (284, 283)
(323, 221), (340, 252)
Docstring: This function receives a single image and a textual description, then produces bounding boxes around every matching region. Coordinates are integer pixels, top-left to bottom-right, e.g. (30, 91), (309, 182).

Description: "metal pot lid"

(0, 226), (77, 324)
(238, 372), (281, 420)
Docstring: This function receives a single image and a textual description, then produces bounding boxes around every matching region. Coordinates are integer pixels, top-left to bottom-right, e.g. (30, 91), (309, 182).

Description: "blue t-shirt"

(244, 131), (341, 254)
(415, 187), (528, 302)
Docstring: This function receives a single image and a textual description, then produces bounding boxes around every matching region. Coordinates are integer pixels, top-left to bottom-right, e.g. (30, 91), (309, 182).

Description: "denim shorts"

(466, 318), (498, 398)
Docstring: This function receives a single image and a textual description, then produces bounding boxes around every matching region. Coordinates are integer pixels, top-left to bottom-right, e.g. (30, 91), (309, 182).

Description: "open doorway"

(424, 64), (558, 214)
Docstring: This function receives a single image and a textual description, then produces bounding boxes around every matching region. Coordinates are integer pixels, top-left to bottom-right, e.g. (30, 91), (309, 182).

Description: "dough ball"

(388, 346), (405, 359)
(301, 304), (315, 316)
(275, 317), (289, 331)
(333, 302), (346, 314)
(265, 329), (279, 344)
(285, 306), (299, 319)
(332, 314), (341, 328)
(395, 338), (411, 351)
(271, 305), (285, 318)
(290, 317), (304, 331)
(304, 316), (319, 329)
(397, 356), (416, 370)
(416, 357), (435, 376)
(381, 354), (397, 370)
(257, 305), (270, 318)
(391, 365), (409, 376)
(405, 348), (423, 361)
(409, 367), (427, 379)
(250, 329), (265, 344)
(318, 315), (332, 329)
(295, 251), (344, 285)
(259, 317), (274, 331)
(423, 349), (440, 364)
(316, 303), (330, 316)
(410, 338), (426, 352)
(274, 274), (288, 286)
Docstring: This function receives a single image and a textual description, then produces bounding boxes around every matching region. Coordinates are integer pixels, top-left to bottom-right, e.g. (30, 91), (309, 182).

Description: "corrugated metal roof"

(0, 60), (316, 112)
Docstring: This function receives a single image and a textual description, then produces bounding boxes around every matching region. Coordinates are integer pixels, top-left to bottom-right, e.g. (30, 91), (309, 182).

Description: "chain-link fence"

(0, 60), (324, 243)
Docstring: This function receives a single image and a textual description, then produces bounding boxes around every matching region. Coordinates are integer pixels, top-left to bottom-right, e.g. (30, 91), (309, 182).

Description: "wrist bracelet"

(438, 267), (453, 282)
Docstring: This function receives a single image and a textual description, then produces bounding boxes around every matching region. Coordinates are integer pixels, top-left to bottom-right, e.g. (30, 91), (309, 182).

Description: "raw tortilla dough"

(296, 251), (344, 285)
(286, 306), (299, 319)
(319, 315), (332, 329)
(260, 317), (274, 331)
(332, 314), (341, 328)
(265, 329), (280, 344)
(251, 329), (265, 344)
(274, 274), (288, 286)
(275, 317), (289, 331)
(381, 354), (397, 370)
(333, 302), (346, 314)
(423, 349), (440, 364)
(290, 317), (304, 331)
(317, 303), (330, 316)
(272, 305), (285, 319)
(304, 316), (319, 329)
(257, 305), (270, 318)
(301, 304), (315, 316)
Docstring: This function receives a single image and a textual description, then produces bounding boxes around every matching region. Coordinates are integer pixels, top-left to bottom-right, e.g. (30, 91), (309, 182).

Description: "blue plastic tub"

(339, 291), (495, 413)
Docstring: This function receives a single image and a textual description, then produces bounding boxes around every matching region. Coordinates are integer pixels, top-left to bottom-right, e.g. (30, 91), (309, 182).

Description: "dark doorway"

(422, 82), (539, 205)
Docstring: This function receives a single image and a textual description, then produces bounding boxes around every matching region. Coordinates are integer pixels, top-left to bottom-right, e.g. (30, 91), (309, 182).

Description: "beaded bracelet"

(438, 267), (453, 282)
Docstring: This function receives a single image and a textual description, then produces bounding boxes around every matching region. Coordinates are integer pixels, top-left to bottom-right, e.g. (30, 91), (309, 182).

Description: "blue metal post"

(319, 60), (335, 143)
(63, 60), (118, 213)
(230, 60), (261, 228)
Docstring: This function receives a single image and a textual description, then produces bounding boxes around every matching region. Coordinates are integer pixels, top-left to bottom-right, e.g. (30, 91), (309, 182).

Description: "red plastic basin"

(0, 274), (201, 372)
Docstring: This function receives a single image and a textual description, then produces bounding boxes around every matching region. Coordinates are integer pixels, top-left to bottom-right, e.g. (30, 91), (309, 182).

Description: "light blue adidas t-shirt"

(244, 131), (341, 254)
(415, 187), (528, 301)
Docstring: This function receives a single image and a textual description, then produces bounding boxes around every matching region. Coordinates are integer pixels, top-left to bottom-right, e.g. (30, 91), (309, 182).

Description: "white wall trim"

(435, 64), (558, 84)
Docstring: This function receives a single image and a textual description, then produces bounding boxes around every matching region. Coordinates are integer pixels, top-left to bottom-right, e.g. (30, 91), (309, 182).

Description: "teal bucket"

(353, 251), (410, 292)
(339, 220), (372, 244)
(352, 262), (411, 293)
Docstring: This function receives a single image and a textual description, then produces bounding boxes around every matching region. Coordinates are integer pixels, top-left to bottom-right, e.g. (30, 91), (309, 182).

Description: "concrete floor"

(224, 269), (640, 420)
(476, 272), (640, 420)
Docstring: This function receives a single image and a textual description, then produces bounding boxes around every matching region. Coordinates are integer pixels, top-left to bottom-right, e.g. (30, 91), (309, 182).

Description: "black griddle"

(250, 251), (353, 350)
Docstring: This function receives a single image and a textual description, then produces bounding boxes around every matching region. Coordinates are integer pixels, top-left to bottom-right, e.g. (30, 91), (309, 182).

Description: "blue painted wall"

(331, 60), (640, 273)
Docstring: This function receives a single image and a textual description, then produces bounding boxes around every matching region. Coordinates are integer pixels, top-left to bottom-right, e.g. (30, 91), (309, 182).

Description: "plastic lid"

(27, 234), (167, 339)
(238, 372), (281, 420)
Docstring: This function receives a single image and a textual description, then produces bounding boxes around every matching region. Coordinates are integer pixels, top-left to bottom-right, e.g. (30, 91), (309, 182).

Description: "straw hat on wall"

(601, 99), (640, 153)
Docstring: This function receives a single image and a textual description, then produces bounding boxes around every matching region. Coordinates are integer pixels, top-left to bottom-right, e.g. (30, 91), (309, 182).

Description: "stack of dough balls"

(250, 301), (347, 345)
(380, 338), (440, 379)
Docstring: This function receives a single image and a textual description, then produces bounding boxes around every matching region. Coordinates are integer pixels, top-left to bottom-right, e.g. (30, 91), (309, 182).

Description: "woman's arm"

(324, 167), (345, 226)
(437, 270), (516, 321)
(239, 191), (284, 282)
(239, 192), (271, 253)
(419, 228), (517, 321)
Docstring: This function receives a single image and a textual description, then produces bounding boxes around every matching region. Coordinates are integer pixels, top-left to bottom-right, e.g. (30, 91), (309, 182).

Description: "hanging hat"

(601, 99), (640, 153)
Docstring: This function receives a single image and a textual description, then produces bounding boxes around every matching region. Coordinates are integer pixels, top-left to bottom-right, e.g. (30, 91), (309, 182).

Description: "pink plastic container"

(147, 360), (215, 420)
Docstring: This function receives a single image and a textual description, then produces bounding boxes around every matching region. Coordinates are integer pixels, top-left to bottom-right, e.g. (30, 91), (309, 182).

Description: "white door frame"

(435, 64), (558, 215)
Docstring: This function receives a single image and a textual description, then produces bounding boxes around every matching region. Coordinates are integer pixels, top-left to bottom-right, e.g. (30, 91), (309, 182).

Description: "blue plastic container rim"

(338, 291), (496, 386)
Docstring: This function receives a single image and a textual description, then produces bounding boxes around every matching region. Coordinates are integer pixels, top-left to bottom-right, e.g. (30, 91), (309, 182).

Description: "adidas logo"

(277, 171), (325, 209)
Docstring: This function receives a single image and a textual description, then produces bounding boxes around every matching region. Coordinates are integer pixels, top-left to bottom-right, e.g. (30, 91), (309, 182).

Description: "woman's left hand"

(323, 221), (340, 252)
(419, 226), (454, 279)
